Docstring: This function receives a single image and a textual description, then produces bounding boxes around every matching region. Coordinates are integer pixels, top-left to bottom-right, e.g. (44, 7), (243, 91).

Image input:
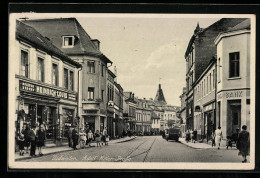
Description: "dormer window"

(63, 36), (74, 48)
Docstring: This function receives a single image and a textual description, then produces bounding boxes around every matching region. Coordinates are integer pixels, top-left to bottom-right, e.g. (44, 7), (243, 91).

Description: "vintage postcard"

(8, 13), (255, 170)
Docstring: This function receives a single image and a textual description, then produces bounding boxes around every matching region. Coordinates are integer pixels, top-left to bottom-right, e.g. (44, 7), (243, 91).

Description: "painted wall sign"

(218, 90), (243, 100)
(19, 80), (77, 101)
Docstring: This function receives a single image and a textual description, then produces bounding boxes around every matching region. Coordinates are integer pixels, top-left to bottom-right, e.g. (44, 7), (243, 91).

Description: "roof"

(23, 18), (112, 64)
(185, 18), (248, 58)
(108, 69), (116, 78)
(16, 20), (81, 68)
(226, 19), (250, 32)
(154, 84), (167, 104)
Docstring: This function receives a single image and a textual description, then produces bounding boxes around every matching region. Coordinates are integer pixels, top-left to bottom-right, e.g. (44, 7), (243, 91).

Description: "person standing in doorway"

(36, 125), (46, 156)
(236, 125), (250, 163)
(29, 125), (37, 157)
(215, 126), (223, 150)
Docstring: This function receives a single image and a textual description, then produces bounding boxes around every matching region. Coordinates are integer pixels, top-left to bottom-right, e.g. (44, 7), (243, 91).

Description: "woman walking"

(36, 125), (46, 156)
(215, 126), (223, 150)
(102, 127), (108, 146)
(236, 125), (250, 163)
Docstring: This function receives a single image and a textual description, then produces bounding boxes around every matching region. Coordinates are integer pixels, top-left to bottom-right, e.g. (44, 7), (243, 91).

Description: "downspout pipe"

(77, 65), (83, 130)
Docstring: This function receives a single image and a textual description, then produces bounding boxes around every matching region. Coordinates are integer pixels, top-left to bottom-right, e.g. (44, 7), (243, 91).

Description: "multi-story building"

(107, 69), (116, 137)
(14, 20), (81, 146)
(184, 18), (248, 130)
(214, 19), (251, 140)
(163, 105), (181, 128)
(24, 18), (113, 132)
(178, 87), (187, 137)
(193, 58), (216, 141)
(135, 98), (152, 134)
(123, 92), (137, 132)
(114, 82), (124, 137)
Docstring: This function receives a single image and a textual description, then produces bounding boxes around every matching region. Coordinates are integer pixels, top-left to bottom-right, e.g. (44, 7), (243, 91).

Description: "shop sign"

(20, 80), (77, 101)
(218, 90), (243, 100)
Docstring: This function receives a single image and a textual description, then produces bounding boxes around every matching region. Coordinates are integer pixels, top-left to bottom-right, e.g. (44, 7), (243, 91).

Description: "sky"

(14, 13), (221, 106)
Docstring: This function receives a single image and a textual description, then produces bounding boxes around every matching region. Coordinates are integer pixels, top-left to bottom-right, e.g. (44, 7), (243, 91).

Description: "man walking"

(72, 126), (79, 150)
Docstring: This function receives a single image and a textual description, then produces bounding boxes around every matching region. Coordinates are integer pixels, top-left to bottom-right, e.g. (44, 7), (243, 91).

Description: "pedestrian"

(79, 128), (87, 149)
(190, 129), (194, 143)
(87, 130), (94, 147)
(17, 133), (25, 156)
(215, 126), (223, 150)
(185, 129), (190, 143)
(22, 125), (30, 153)
(226, 136), (233, 149)
(95, 130), (101, 147)
(102, 127), (108, 146)
(193, 129), (197, 143)
(72, 126), (79, 150)
(211, 131), (216, 147)
(36, 124), (46, 156)
(236, 125), (250, 163)
(29, 125), (37, 157)
(68, 127), (73, 148)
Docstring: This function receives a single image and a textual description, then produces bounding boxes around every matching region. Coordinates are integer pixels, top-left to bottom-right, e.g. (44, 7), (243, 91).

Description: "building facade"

(15, 20), (81, 146)
(123, 92), (137, 132)
(184, 18), (248, 131)
(193, 58), (216, 141)
(214, 19), (251, 140)
(24, 18), (113, 132)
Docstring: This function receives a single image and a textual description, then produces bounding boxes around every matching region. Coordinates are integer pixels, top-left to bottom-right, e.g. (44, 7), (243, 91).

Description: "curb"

(179, 140), (238, 150)
(15, 148), (74, 161)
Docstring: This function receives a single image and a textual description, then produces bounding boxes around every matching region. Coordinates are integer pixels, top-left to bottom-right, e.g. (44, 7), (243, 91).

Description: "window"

(63, 36), (74, 47)
(209, 73), (211, 92)
(63, 68), (68, 89)
(37, 57), (44, 82)
(229, 52), (240, 78)
(88, 87), (94, 100)
(101, 64), (105, 77)
(69, 71), (74, 90)
(52, 63), (58, 86)
(20, 50), (29, 77)
(218, 58), (221, 82)
(202, 81), (204, 97)
(101, 90), (104, 101)
(213, 69), (215, 88)
(87, 61), (95, 73)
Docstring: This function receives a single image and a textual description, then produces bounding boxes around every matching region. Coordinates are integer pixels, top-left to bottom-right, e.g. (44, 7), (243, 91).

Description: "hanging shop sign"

(19, 80), (77, 101)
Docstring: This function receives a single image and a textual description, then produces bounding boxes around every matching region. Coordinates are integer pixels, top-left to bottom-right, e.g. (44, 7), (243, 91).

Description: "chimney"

(132, 93), (135, 99)
(159, 84), (161, 89)
(91, 39), (100, 50)
(194, 22), (201, 34)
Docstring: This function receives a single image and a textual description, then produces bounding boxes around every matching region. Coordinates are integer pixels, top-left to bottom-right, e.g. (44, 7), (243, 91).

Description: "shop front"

(217, 89), (250, 139)
(202, 102), (216, 142)
(16, 79), (78, 146)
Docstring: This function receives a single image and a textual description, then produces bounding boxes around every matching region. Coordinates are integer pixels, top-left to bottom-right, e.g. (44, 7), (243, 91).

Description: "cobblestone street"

(19, 136), (247, 162)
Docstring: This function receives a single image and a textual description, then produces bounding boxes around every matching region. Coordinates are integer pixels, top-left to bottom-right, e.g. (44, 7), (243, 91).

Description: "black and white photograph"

(8, 12), (255, 170)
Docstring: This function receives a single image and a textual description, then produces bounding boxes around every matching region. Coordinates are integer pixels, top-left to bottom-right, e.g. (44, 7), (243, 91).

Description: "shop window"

(52, 63), (58, 86)
(88, 87), (94, 100)
(20, 50), (29, 77)
(88, 61), (95, 73)
(69, 71), (74, 91)
(63, 36), (74, 47)
(37, 57), (44, 82)
(229, 52), (240, 78)
(63, 68), (69, 89)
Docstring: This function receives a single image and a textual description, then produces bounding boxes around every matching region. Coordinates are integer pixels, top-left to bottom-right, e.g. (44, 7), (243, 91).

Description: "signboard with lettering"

(218, 90), (243, 100)
(19, 80), (77, 101)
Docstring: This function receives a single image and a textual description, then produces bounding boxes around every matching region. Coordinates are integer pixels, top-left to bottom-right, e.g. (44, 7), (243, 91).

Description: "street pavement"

(17, 136), (248, 162)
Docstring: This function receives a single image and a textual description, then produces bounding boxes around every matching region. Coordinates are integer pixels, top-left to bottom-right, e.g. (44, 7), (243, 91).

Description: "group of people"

(16, 124), (46, 157)
(185, 129), (197, 143)
(68, 126), (109, 150)
(211, 125), (250, 163)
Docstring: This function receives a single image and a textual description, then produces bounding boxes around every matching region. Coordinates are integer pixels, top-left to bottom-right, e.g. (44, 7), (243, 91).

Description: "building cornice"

(214, 29), (250, 45)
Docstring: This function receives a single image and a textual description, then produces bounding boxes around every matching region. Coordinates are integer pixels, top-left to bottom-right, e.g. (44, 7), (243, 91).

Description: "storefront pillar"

(221, 99), (227, 140)
(241, 98), (247, 129)
(95, 115), (100, 132)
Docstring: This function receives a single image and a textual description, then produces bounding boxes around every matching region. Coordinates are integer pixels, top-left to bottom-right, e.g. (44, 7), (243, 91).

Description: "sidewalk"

(179, 137), (238, 150)
(15, 136), (137, 161)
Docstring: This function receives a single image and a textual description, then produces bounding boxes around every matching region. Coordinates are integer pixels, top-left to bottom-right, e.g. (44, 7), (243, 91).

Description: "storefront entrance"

(84, 116), (95, 132)
(228, 100), (241, 136)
